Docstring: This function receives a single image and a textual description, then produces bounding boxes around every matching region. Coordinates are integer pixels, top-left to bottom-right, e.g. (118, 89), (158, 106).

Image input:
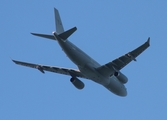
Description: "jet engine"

(70, 77), (85, 89)
(114, 72), (128, 84)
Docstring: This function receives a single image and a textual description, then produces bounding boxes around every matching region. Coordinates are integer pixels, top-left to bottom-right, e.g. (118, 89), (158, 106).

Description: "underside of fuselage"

(57, 39), (127, 96)
(104, 76), (127, 96)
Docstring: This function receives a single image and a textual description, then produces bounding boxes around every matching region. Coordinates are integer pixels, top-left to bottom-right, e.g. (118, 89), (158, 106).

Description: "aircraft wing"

(12, 60), (88, 79)
(97, 38), (150, 76)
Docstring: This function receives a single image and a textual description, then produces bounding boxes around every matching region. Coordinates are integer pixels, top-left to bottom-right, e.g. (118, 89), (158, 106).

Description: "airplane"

(12, 8), (150, 97)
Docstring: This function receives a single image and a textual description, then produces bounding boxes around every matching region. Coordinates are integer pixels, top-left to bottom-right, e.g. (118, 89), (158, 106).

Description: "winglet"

(12, 59), (19, 64)
(147, 37), (150, 46)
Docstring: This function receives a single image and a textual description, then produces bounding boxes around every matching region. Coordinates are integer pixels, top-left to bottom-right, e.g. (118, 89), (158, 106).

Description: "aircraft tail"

(54, 8), (64, 34)
(31, 27), (77, 41)
(56, 27), (77, 40)
(31, 33), (55, 40)
(31, 8), (77, 41)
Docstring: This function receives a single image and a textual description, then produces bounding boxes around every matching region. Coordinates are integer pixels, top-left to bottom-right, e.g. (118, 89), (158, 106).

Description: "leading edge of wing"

(109, 37), (150, 70)
(97, 37), (150, 76)
(12, 59), (88, 79)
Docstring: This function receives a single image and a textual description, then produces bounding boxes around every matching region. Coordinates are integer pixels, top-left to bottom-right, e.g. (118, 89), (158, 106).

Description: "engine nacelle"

(114, 72), (128, 84)
(70, 77), (85, 89)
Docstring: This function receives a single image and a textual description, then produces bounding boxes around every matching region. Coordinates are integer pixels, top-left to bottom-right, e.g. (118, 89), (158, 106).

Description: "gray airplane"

(13, 8), (150, 97)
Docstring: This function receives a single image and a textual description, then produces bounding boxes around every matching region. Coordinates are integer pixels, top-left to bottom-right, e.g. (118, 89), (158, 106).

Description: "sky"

(1, 0), (167, 120)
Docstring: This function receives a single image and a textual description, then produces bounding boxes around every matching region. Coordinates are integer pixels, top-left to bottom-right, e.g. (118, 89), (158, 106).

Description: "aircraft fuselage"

(55, 36), (127, 96)
(13, 8), (150, 97)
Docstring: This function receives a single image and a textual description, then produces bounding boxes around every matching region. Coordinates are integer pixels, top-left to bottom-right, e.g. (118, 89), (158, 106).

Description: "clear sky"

(1, 0), (167, 120)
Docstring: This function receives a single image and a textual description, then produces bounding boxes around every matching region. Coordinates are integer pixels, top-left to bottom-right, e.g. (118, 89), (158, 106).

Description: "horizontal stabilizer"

(31, 33), (56, 40)
(58, 27), (77, 40)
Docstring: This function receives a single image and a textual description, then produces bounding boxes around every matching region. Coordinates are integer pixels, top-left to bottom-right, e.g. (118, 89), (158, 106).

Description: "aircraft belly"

(58, 41), (85, 65)
(77, 63), (109, 85)
(57, 40), (127, 96)
(58, 40), (100, 67)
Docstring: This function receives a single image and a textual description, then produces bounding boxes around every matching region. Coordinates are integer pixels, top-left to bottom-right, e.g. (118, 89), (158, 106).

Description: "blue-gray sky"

(1, 1), (167, 120)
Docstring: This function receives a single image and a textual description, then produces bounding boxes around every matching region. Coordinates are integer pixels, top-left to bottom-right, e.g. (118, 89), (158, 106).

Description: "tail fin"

(54, 8), (64, 34)
(31, 8), (76, 41)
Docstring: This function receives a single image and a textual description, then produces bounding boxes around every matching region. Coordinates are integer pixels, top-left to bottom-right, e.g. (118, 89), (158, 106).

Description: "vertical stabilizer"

(54, 8), (64, 34)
